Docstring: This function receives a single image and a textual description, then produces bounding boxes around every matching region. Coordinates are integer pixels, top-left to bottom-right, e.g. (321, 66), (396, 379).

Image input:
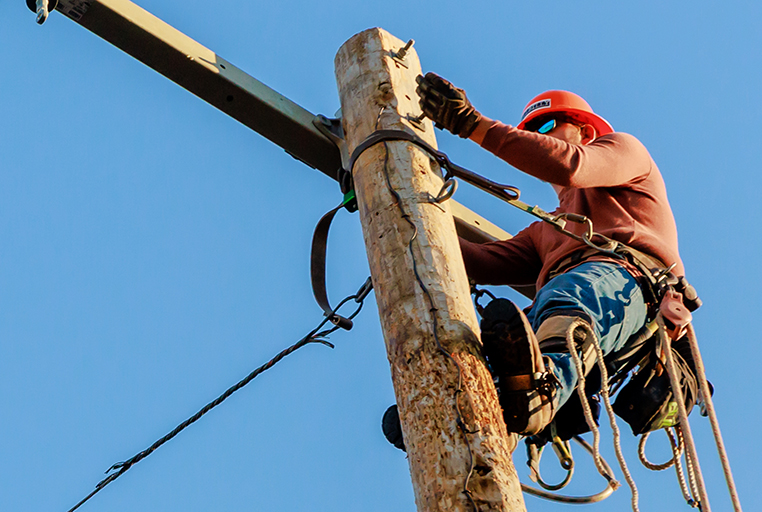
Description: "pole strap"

(310, 196), (367, 331)
(348, 129), (625, 259)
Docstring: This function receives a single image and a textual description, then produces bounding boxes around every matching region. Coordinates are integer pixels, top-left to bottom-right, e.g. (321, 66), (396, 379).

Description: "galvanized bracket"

(313, 114), (350, 173)
(313, 114), (354, 198)
(390, 39), (415, 69)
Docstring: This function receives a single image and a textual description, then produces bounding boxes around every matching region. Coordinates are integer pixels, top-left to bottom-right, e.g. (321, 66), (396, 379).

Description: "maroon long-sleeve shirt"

(460, 121), (684, 291)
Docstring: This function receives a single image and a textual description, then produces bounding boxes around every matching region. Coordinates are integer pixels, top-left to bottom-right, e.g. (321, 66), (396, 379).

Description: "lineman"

(416, 73), (685, 436)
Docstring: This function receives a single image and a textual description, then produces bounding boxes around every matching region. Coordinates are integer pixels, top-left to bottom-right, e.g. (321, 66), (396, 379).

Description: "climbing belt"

(64, 277), (373, 512)
(349, 130), (624, 260)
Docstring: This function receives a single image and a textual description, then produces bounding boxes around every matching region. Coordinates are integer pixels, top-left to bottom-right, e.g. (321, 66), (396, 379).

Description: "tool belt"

(547, 243), (668, 308)
(532, 242), (706, 441)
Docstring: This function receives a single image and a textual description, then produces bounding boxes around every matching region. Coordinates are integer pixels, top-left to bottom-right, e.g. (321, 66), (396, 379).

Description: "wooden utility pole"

(335, 29), (526, 512)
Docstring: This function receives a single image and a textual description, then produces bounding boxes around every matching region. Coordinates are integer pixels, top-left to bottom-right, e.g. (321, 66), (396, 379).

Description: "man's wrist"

(468, 116), (495, 145)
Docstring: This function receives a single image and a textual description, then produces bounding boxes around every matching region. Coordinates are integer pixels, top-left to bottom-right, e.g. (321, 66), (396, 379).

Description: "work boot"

(480, 299), (557, 436)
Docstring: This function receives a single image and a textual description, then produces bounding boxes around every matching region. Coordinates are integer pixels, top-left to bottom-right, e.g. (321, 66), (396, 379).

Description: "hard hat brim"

(518, 107), (614, 137)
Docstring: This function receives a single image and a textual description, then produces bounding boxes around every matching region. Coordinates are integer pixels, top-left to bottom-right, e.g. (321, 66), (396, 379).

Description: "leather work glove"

(415, 72), (482, 138)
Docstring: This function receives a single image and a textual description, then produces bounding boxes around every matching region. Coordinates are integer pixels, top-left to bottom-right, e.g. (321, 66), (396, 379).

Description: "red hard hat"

(516, 90), (614, 136)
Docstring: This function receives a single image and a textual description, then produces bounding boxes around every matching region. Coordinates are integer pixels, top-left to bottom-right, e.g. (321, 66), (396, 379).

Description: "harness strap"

(310, 198), (357, 331)
(348, 129), (521, 203)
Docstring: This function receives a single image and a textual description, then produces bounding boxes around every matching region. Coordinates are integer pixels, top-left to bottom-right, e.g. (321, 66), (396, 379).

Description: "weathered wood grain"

(335, 28), (526, 512)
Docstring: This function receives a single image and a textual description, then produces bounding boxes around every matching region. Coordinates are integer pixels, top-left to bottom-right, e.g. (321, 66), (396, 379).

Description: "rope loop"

(566, 319), (641, 512)
(638, 428), (684, 471)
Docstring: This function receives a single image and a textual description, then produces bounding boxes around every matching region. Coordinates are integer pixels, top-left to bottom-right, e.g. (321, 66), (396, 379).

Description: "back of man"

(461, 128), (683, 290)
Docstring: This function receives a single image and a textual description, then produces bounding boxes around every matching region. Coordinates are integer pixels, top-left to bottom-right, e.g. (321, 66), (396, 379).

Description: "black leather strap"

(310, 202), (354, 330)
(348, 129), (520, 203)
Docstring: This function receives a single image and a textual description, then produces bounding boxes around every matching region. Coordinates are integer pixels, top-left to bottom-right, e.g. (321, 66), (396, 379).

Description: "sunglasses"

(535, 118), (557, 134)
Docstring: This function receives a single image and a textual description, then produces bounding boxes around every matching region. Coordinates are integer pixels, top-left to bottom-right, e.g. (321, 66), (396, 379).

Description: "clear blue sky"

(2, 1), (760, 511)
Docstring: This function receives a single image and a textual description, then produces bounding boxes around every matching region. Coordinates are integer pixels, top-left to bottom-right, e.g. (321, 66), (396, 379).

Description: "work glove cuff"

(454, 107), (482, 138)
(416, 73), (482, 138)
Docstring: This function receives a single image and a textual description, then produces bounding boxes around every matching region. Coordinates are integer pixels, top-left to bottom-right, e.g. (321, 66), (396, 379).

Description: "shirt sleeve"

(481, 122), (653, 188)
(459, 224), (542, 286)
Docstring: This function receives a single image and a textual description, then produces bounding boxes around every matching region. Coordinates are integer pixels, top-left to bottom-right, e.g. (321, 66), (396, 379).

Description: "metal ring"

(521, 435), (617, 504)
(431, 178), (457, 203)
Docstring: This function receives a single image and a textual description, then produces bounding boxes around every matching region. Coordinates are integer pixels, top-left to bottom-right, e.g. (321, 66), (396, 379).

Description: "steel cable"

(65, 278), (372, 512)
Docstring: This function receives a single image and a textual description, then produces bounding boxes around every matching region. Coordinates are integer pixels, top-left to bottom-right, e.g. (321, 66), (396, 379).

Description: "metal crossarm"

(52, 0), (343, 178)
(40, 0), (511, 245)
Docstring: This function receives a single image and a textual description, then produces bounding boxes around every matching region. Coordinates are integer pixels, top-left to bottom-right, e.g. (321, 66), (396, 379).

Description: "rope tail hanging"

(685, 324), (744, 511)
(661, 320), (744, 512)
(659, 317), (712, 510)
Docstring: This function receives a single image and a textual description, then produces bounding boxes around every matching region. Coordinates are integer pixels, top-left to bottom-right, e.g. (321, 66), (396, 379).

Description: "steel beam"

(42, 0), (513, 245)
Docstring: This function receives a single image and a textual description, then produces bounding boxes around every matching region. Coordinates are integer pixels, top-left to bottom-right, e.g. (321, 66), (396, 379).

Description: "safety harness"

(311, 126), (740, 511)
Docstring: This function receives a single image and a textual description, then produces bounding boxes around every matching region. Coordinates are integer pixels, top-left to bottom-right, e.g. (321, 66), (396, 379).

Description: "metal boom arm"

(37, 0), (511, 244)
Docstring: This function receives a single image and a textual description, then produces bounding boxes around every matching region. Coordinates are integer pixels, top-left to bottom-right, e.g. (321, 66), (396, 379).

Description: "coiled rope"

(639, 427), (700, 507)
(566, 319), (640, 512)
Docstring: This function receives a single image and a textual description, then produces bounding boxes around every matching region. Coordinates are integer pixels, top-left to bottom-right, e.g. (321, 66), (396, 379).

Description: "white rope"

(584, 321), (641, 512)
(659, 318), (712, 511)
(638, 429), (681, 471)
(640, 427), (700, 507)
(673, 426), (701, 508)
(670, 429), (693, 504)
(566, 319), (642, 512)
(685, 324), (744, 512)
(565, 320), (617, 484)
